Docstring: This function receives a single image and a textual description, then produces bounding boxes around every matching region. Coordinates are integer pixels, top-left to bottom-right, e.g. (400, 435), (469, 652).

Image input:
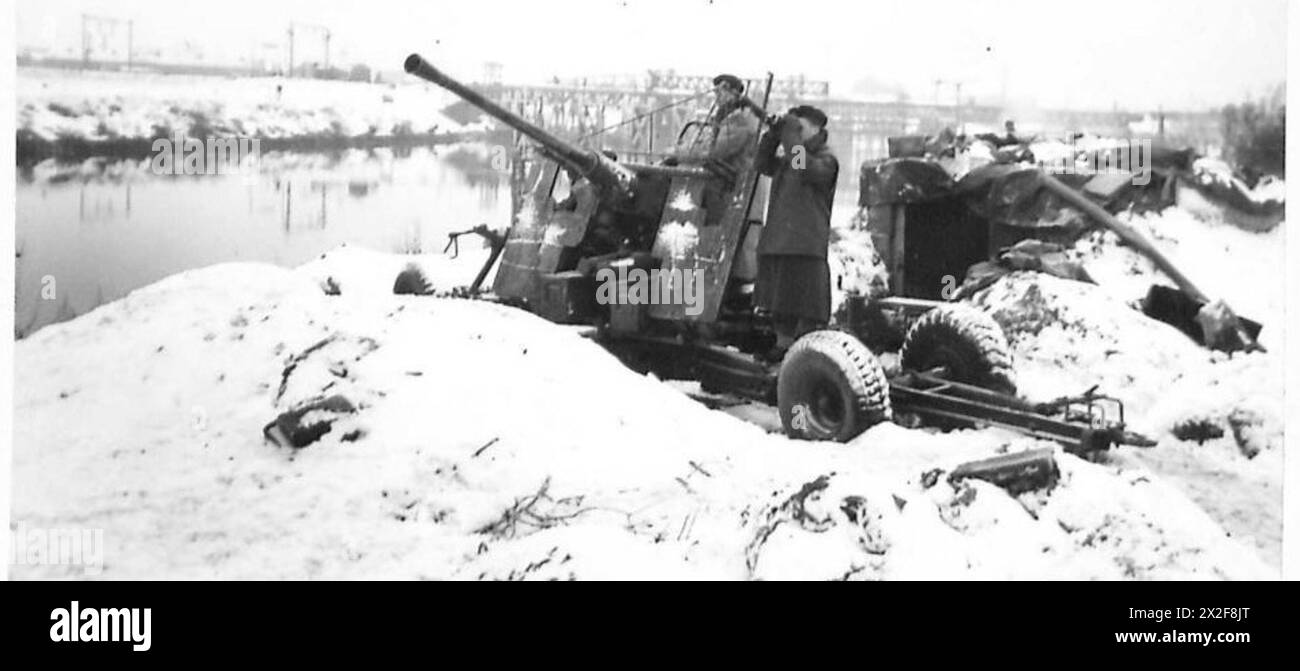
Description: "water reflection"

(15, 144), (510, 338)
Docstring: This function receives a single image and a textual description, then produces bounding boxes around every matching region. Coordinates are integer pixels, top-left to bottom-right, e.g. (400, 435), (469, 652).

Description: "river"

(15, 144), (509, 337)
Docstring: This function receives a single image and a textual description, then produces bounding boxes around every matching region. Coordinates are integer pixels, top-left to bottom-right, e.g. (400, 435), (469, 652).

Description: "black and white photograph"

(2, 0), (1294, 597)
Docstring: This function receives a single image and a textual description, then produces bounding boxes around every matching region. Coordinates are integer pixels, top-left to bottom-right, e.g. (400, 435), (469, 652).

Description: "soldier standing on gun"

(666, 74), (762, 226)
(670, 74), (761, 175)
(753, 105), (837, 356)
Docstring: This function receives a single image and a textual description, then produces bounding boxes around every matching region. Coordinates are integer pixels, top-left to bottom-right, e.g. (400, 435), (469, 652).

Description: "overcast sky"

(15, 0), (1288, 110)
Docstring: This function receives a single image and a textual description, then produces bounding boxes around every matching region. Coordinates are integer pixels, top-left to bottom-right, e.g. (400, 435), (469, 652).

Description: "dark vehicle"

(398, 53), (1150, 454)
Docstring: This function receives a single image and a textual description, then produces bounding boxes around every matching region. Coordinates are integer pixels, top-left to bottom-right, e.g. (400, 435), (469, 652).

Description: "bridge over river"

(447, 72), (1220, 193)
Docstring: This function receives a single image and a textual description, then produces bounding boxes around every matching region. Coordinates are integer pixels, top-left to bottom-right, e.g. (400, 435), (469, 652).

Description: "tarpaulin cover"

(953, 239), (1094, 299)
(957, 165), (1088, 232)
(1148, 142), (1197, 172)
(859, 158), (955, 206)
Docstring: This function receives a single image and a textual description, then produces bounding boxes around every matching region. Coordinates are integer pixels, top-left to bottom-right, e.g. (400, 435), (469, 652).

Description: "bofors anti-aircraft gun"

(400, 53), (1153, 456)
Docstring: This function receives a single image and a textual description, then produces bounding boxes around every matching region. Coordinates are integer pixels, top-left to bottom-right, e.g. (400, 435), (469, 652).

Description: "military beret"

(790, 105), (828, 127)
(712, 73), (745, 92)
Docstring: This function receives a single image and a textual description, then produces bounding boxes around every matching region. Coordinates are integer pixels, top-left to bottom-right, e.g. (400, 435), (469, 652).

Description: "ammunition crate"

(887, 135), (928, 158)
(609, 300), (646, 333)
(535, 271), (595, 324)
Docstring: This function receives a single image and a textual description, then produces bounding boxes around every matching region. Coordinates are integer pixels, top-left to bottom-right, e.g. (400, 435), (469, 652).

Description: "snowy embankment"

(17, 67), (481, 149)
(12, 245), (1273, 579)
(968, 205), (1286, 568)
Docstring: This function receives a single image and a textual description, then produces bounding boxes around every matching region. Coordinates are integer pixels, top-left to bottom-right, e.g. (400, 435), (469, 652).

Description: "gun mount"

(399, 54), (1152, 453)
(403, 52), (774, 326)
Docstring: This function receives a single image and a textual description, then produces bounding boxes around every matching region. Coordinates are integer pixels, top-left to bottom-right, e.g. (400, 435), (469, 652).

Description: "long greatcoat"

(753, 126), (838, 322)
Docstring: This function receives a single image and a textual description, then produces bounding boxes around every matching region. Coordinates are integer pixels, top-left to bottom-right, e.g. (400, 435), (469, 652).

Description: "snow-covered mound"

(830, 225), (890, 309)
(970, 268), (1283, 568)
(11, 246), (1274, 579)
(1190, 157), (1286, 205)
(971, 271), (1282, 450)
(1061, 208), (1284, 568)
(17, 67), (466, 143)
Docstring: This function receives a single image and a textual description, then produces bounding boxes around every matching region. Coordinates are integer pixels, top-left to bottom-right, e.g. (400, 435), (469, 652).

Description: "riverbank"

(16, 66), (489, 163)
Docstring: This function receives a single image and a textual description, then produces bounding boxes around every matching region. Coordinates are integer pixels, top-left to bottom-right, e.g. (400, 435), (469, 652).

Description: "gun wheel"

(777, 330), (891, 442)
(901, 303), (1017, 395)
(392, 264), (434, 296)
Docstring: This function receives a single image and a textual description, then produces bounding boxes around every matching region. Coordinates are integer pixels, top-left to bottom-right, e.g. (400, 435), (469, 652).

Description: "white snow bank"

(971, 271), (1282, 451)
(1074, 206), (1285, 350)
(1067, 207), (1285, 567)
(11, 247), (1274, 579)
(297, 244), (496, 297)
(970, 270), (1283, 567)
(830, 226), (890, 309)
(17, 67), (465, 143)
(1191, 157), (1286, 204)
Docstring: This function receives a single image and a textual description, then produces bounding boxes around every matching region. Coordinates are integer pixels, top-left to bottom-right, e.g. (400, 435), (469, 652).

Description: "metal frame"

(889, 371), (1140, 455)
(591, 330), (1147, 455)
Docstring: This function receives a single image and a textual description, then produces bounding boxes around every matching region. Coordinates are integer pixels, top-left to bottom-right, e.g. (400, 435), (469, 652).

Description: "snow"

(17, 67), (467, 143)
(1191, 157), (1287, 204)
(963, 201), (1286, 568)
(830, 196), (1285, 570)
(1028, 139), (1077, 167)
(1075, 206), (1285, 350)
(830, 224), (890, 307)
(937, 141), (994, 180)
(11, 244), (1275, 579)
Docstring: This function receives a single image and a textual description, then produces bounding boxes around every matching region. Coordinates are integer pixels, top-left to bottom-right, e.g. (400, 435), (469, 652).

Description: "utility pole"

(81, 14), (88, 69)
(81, 14), (133, 71)
(954, 81), (963, 128)
(287, 22), (332, 78)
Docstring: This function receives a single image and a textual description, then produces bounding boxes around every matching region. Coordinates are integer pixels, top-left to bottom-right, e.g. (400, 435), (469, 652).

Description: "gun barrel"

(404, 53), (594, 173)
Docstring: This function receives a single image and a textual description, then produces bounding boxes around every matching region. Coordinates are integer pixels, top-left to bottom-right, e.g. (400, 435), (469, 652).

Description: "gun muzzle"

(403, 52), (636, 199)
(404, 53), (442, 81)
(402, 52), (590, 169)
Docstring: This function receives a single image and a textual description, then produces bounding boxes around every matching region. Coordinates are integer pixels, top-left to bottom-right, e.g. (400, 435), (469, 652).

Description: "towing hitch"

(889, 371), (1154, 456)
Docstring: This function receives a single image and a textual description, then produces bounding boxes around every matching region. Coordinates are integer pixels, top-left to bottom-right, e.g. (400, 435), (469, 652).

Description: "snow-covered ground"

(1189, 157), (1287, 204)
(17, 67), (479, 143)
(977, 204), (1286, 569)
(11, 241), (1277, 579)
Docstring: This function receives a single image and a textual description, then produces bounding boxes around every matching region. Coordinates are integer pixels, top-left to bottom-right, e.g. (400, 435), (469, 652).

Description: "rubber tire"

(900, 303), (1017, 395)
(392, 265), (434, 296)
(777, 330), (892, 442)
